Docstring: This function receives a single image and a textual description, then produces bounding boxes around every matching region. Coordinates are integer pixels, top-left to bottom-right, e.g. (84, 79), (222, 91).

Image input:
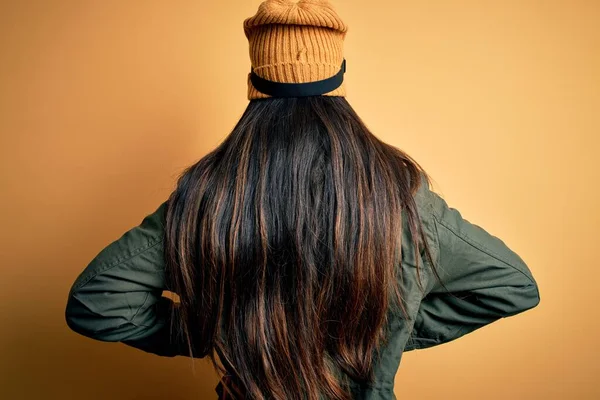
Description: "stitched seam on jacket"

(413, 188), (440, 281)
(72, 236), (164, 291)
(129, 292), (151, 324)
(432, 215), (535, 285)
(409, 318), (466, 348)
(127, 297), (175, 329)
(425, 202), (441, 294)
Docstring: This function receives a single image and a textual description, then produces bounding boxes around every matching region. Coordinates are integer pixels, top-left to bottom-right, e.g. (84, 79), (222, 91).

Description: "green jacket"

(65, 176), (540, 399)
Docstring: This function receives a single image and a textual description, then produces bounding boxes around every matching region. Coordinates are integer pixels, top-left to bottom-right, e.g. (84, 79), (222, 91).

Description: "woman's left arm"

(64, 201), (198, 357)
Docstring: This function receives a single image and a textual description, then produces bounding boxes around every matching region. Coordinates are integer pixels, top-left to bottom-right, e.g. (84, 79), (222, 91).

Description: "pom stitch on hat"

(243, 0), (349, 99)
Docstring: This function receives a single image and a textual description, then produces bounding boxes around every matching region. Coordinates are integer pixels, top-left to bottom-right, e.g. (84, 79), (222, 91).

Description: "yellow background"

(1, 1), (598, 399)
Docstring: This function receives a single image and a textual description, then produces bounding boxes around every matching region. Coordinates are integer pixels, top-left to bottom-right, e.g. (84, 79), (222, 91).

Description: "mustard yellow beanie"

(243, 0), (349, 99)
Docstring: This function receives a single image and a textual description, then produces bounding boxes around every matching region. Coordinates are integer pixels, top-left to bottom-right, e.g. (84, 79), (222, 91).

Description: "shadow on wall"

(4, 316), (220, 399)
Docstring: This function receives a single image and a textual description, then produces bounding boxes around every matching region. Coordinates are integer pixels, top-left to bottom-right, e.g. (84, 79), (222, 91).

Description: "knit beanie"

(243, 0), (349, 99)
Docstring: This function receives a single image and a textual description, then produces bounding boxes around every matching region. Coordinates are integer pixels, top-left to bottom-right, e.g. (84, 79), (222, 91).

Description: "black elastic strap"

(250, 59), (346, 98)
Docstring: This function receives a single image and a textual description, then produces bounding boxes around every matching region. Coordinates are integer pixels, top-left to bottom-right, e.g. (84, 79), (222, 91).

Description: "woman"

(64, 1), (540, 399)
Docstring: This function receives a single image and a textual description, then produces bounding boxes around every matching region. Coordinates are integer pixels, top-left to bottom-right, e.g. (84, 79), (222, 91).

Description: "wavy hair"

(164, 96), (444, 400)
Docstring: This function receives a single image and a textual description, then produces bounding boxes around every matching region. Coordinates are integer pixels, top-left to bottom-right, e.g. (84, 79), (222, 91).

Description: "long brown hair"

(164, 96), (443, 400)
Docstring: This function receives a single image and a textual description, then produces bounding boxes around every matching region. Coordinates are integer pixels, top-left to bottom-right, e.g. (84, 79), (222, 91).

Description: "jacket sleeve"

(404, 180), (541, 351)
(64, 201), (200, 357)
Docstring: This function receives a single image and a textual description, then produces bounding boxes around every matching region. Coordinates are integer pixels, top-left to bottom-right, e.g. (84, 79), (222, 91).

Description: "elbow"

(517, 264), (541, 312)
(64, 292), (95, 339)
(510, 280), (540, 316)
(504, 259), (541, 315)
(64, 291), (117, 342)
(487, 277), (540, 318)
(65, 289), (150, 343)
(525, 281), (541, 310)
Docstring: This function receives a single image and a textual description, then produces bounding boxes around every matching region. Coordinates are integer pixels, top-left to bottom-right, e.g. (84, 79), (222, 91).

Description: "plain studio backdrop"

(0, 1), (598, 399)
